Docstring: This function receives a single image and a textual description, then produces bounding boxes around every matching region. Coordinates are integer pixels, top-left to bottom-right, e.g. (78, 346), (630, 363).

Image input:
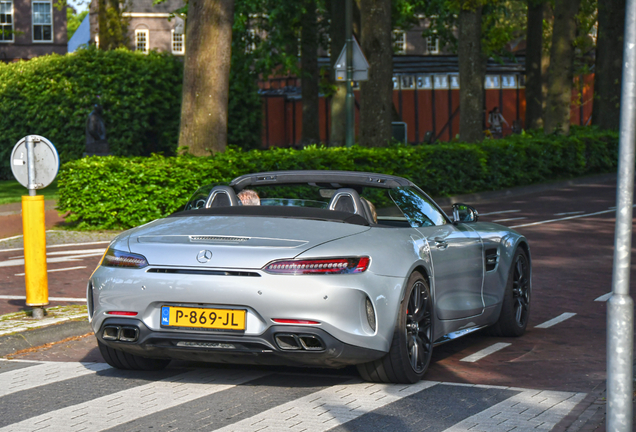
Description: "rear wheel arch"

(358, 269), (434, 383)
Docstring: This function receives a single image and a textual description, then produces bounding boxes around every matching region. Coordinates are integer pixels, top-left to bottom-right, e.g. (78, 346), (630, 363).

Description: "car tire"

(488, 248), (531, 337)
(357, 271), (434, 384)
(97, 340), (171, 371)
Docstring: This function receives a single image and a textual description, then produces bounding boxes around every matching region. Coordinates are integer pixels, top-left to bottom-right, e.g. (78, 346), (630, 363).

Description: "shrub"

(0, 47), (264, 179)
(57, 126), (618, 230)
(0, 48), (184, 179)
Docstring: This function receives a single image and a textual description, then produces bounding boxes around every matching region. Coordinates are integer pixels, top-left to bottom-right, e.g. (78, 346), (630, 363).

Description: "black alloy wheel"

(512, 252), (530, 328)
(357, 271), (434, 384)
(405, 279), (433, 374)
(488, 248), (531, 337)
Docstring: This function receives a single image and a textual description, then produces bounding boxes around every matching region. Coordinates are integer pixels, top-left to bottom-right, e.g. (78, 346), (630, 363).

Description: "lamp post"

(607, 0), (636, 429)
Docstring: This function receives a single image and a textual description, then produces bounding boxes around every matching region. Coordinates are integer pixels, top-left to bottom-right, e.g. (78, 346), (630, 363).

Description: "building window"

(32, 1), (52, 42)
(135, 29), (148, 53)
(427, 36), (439, 55)
(171, 30), (184, 55)
(393, 30), (406, 54)
(0, 1), (13, 42)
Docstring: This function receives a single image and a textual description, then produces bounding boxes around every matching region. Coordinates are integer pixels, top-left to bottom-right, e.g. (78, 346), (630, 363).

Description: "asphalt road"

(0, 175), (633, 431)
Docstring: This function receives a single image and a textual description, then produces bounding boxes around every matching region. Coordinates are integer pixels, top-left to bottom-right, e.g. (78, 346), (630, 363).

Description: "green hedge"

(57, 126), (618, 230)
(0, 48), (184, 180)
(0, 47), (264, 180)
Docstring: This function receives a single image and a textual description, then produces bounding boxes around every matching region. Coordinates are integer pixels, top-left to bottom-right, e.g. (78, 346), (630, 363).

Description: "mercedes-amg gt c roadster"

(89, 170), (531, 383)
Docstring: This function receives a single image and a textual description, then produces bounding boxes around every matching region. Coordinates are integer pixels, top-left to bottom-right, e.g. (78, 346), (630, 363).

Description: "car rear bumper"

(96, 318), (386, 368)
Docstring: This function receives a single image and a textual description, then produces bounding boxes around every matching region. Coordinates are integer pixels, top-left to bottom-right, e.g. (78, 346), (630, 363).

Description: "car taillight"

(263, 257), (370, 275)
(101, 248), (149, 269)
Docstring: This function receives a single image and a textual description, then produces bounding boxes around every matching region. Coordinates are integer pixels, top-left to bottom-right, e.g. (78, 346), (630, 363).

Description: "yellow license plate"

(161, 306), (246, 331)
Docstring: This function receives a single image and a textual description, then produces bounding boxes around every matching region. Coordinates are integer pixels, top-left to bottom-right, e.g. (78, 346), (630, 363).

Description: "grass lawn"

(0, 179), (58, 205)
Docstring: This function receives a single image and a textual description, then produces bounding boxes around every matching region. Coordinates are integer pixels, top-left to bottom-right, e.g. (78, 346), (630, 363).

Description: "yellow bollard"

(22, 195), (49, 309)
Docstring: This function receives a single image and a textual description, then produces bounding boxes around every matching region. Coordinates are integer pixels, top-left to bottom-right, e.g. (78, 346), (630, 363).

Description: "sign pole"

(607, 0), (636, 428)
(21, 136), (50, 320)
(345, 0), (354, 147)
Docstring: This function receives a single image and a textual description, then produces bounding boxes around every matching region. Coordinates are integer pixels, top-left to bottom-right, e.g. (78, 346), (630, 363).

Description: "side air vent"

(485, 248), (499, 272)
(147, 268), (260, 277)
(189, 235), (249, 242)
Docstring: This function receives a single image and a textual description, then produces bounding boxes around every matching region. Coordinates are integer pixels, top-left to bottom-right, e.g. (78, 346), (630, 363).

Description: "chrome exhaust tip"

(298, 335), (324, 351)
(102, 325), (120, 341)
(275, 334), (302, 350)
(119, 326), (139, 342)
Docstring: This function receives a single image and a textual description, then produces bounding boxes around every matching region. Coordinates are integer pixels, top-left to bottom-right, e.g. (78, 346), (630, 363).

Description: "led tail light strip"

(263, 257), (370, 275)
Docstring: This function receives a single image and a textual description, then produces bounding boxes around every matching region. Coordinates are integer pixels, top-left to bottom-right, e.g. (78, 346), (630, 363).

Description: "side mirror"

(452, 203), (479, 223)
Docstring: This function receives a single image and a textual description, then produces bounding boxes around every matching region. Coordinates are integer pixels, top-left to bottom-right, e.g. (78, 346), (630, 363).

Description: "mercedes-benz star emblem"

(196, 250), (213, 263)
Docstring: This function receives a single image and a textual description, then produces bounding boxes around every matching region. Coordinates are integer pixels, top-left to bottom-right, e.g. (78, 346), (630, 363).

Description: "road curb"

(434, 173), (617, 207)
(0, 319), (92, 357)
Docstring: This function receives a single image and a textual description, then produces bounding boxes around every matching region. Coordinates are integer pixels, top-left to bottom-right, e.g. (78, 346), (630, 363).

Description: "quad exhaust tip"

(102, 325), (139, 342)
(275, 333), (325, 351)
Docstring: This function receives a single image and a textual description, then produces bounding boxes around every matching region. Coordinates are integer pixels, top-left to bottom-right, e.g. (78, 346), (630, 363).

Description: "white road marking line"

(479, 209), (521, 216)
(0, 368), (267, 432)
(460, 342), (512, 363)
(595, 292), (613, 302)
(0, 234), (24, 243)
(213, 379), (438, 432)
(0, 313), (87, 337)
(0, 252), (104, 268)
(0, 240), (111, 253)
(0, 295), (87, 302)
(441, 389), (586, 432)
(535, 312), (577, 329)
(554, 210), (585, 216)
(0, 362), (110, 398)
(493, 217), (527, 223)
(511, 206), (634, 229)
(14, 266), (88, 276)
(46, 248), (106, 256)
(0, 358), (64, 364)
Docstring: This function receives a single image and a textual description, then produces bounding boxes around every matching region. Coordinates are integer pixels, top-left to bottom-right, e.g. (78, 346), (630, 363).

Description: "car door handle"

(434, 238), (448, 249)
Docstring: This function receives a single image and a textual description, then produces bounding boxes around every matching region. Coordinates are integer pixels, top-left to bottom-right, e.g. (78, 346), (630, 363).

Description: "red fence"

(260, 74), (594, 147)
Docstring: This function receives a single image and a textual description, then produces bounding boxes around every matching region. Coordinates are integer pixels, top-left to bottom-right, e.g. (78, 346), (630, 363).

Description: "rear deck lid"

(128, 215), (370, 269)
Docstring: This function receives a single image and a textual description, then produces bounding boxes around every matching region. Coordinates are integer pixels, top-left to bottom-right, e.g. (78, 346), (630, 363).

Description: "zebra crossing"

(0, 359), (586, 432)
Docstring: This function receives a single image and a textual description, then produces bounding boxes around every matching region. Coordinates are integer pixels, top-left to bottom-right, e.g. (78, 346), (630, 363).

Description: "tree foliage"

(67, 7), (88, 40)
(97, 0), (130, 50)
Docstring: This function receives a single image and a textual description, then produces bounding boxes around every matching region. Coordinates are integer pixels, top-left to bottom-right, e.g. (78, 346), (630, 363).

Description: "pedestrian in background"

(488, 107), (509, 139)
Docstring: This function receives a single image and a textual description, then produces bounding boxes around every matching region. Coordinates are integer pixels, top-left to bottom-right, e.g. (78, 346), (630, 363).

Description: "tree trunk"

(525, 0), (546, 130)
(544, 0), (580, 135)
(541, 4), (552, 120)
(178, 0), (234, 156)
(592, 0), (625, 130)
(458, 7), (485, 143)
(301, 0), (320, 145)
(359, 0), (393, 147)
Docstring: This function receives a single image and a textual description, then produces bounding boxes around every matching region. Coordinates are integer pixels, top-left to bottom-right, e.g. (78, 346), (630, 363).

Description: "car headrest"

(206, 186), (239, 208)
(328, 188), (373, 223)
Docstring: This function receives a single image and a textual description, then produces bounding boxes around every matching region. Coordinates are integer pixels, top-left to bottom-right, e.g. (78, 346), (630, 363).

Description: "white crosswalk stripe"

(0, 368), (266, 432)
(214, 379), (438, 432)
(441, 387), (586, 432)
(0, 361), (110, 398)
(0, 361), (587, 432)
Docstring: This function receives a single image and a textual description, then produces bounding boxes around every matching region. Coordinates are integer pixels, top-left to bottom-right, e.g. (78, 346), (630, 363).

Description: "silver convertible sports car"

(89, 170), (531, 384)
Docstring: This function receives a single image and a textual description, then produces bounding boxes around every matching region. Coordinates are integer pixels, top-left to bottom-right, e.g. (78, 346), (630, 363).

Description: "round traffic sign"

(10, 135), (60, 189)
